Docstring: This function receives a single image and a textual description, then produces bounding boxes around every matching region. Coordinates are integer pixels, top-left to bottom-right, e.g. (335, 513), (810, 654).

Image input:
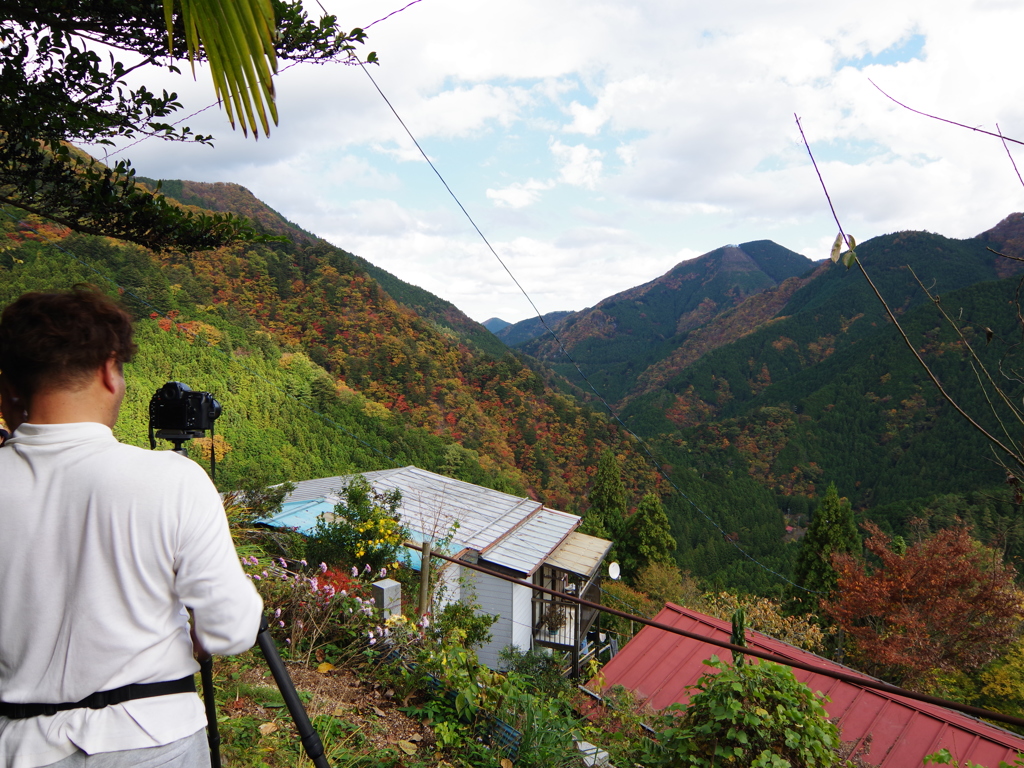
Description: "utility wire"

(358, 60), (817, 594)
(97, 0), (427, 162)
(23, 0), (812, 592)
(421, 545), (1024, 731)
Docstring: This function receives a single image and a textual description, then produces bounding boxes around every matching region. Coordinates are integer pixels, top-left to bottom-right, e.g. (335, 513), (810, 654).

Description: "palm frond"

(163, 0), (278, 137)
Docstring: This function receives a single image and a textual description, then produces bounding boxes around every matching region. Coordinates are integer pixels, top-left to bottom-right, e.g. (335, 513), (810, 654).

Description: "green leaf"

(842, 248), (857, 269)
(165, 0), (279, 137)
(829, 233), (843, 263)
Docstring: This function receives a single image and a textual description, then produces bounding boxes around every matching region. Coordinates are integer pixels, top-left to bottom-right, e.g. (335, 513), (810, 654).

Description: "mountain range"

(6, 177), (1023, 593)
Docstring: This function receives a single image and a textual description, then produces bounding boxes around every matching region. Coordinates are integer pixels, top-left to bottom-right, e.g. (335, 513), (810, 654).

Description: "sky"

(98, 0), (1024, 325)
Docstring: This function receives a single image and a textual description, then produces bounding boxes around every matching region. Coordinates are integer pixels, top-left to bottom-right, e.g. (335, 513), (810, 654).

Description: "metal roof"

(273, 466), (597, 575)
(544, 531), (612, 578)
(589, 604), (1024, 767)
(483, 507), (580, 575)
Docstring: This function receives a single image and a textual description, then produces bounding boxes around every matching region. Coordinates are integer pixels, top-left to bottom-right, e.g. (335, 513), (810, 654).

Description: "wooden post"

(418, 539), (431, 617)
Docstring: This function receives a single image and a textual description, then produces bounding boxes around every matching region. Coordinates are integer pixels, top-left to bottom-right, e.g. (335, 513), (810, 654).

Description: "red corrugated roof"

(589, 604), (1024, 767)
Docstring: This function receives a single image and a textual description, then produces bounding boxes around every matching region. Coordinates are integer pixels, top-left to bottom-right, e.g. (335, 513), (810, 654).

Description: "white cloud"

(82, 0), (1024, 322)
(551, 140), (604, 189)
(486, 179), (555, 209)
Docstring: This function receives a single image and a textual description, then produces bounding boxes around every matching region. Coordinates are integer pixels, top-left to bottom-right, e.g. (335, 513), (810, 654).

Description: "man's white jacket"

(0, 422), (263, 768)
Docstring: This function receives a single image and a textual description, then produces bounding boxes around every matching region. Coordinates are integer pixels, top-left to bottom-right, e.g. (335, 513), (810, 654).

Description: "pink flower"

(363, 564), (371, 574)
(278, 621), (285, 628)
(379, 568), (387, 578)
(319, 562), (328, 573)
(274, 608), (281, 618)
(351, 566), (358, 578)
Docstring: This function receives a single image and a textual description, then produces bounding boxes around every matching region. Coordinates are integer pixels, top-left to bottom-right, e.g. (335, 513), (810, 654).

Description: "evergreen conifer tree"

(791, 483), (860, 606)
(620, 492), (677, 578)
(580, 450), (627, 540)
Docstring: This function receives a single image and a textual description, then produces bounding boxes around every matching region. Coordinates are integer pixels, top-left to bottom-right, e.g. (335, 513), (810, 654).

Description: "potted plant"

(542, 603), (566, 636)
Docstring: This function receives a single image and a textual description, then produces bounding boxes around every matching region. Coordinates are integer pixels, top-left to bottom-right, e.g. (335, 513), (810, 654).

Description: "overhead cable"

(420, 545), (1024, 731)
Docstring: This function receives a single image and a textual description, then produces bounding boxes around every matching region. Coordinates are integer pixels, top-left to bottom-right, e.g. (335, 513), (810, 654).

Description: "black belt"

(0, 676), (196, 719)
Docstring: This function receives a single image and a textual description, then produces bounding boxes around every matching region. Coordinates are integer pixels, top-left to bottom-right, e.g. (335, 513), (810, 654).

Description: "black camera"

(148, 382), (223, 475)
(149, 381), (222, 433)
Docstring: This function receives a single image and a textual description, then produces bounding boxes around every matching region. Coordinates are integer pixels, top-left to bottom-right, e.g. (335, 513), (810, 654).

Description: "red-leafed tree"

(823, 522), (1023, 686)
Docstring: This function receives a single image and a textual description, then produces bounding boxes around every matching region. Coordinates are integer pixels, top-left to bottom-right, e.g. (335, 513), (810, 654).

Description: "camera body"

(149, 381), (221, 435)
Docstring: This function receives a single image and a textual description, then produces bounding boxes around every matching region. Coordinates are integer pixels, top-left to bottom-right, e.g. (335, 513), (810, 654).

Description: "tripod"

(150, 427), (330, 767)
(198, 621), (331, 768)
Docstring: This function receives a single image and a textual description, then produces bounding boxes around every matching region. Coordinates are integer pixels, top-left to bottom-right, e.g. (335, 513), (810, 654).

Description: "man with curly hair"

(0, 286), (262, 767)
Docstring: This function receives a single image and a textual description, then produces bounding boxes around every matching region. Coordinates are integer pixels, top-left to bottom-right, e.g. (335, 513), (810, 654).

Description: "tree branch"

(870, 79), (1024, 148)
(795, 115), (1024, 472)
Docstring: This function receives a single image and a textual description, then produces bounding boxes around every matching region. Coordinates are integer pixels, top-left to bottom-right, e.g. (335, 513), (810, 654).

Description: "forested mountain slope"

(140, 178), (508, 359)
(518, 240), (814, 403)
(0, 207), (657, 509)
(615, 224), (1024, 584)
(494, 310), (573, 346)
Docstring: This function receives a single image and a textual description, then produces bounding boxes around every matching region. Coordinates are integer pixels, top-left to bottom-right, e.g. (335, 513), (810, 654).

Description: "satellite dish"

(608, 562), (621, 580)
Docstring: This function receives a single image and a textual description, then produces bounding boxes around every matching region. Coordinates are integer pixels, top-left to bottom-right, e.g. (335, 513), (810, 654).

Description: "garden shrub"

(306, 476), (407, 570)
(644, 656), (842, 768)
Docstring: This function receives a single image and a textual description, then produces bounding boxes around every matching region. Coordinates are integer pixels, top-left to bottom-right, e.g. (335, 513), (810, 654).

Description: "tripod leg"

(256, 617), (331, 768)
(200, 656), (221, 767)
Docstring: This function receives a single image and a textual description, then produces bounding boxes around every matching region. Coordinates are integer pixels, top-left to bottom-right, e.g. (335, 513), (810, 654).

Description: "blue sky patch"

(838, 33), (926, 70)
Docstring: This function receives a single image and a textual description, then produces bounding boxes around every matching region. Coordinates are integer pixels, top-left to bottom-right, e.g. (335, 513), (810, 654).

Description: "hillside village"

(7, 5), (1024, 765)
(5, 183), (1024, 765)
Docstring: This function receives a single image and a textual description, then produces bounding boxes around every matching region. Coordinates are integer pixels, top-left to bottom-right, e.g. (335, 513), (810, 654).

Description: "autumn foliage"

(824, 522), (1023, 685)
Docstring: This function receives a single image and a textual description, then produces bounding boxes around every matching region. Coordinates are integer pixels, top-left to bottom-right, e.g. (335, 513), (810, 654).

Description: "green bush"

(306, 477), (407, 570)
(644, 656), (842, 768)
(498, 646), (571, 698)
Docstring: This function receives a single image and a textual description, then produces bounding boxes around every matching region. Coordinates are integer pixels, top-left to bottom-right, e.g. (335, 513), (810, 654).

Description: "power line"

(423, 545), (1024, 731)
(21, 0), (812, 592)
(96, 0), (428, 163)
(357, 60), (817, 594)
(363, 0), (426, 30)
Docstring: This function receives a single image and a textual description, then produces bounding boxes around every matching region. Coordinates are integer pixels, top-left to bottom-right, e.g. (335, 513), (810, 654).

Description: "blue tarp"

(258, 500), (464, 571)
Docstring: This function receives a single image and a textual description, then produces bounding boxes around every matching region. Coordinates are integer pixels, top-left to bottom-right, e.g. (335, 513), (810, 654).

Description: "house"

(265, 465), (612, 673)
(587, 603), (1024, 767)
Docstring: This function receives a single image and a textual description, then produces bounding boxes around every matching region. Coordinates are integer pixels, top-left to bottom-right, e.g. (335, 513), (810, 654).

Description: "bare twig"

(795, 115), (1024, 471)
(910, 265), (1024, 429)
(997, 123), (1024, 189)
(869, 79), (1024, 148)
(795, 115), (852, 250)
(987, 246), (1024, 264)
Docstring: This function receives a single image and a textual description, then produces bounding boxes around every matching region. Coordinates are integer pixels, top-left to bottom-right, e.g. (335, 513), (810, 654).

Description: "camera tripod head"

(148, 381), (222, 474)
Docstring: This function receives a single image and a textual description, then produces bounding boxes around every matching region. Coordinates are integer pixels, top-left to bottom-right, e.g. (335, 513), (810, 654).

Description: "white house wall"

(468, 567), (518, 669)
(433, 561), (461, 612)
(511, 582), (533, 653)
